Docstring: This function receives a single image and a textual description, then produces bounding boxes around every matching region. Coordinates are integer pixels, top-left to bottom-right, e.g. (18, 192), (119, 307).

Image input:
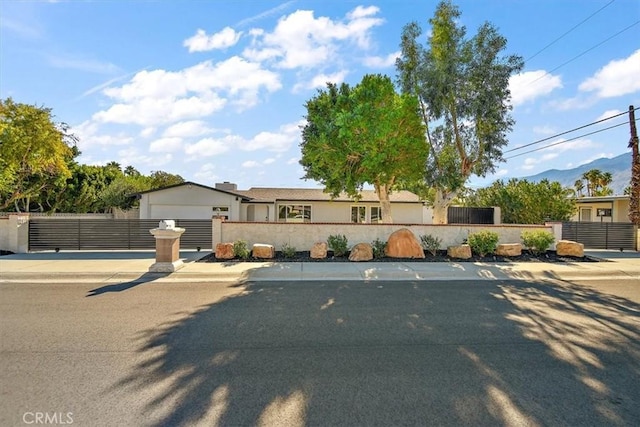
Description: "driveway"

(1, 278), (639, 426)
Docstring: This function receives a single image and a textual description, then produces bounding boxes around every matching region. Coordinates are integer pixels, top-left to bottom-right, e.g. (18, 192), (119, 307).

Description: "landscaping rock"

(496, 243), (522, 257)
(252, 243), (275, 259)
(215, 242), (234, 259)
(447, 244), (472, 259)
(349, 243), (373, 262)
(556, 240), (584, 257)
(310, 242), (328, 259)
(385, 228), (425, 259)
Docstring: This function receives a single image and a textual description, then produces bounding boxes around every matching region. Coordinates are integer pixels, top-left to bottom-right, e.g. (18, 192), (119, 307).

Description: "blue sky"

(1, 0), (639, 192)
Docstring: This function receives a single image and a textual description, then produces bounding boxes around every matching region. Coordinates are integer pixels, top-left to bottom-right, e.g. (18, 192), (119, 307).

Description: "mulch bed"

(197, 250), (598, 264)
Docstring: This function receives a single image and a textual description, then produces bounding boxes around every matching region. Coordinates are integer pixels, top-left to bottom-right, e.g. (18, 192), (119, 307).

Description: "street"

(1, 277), (639, 426)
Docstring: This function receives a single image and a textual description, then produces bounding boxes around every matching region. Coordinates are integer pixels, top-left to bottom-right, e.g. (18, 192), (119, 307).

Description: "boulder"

(310, 242), (328, 259)
(447, 244), (472, 259)
(215, 242), (234, 259)
(349, 243), (373, 262)
(385, 228), (425, 259)
(556, 240), (584, 257)
(252, 243), (275, 259)
(496, 243), (522, 257)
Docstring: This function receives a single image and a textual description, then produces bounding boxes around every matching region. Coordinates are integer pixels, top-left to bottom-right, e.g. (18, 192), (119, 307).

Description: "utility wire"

(528, 19), (639, 85)
(525, 0), (616, 63)
(504, 108), (634, 154)
(505, 120), (636, 160)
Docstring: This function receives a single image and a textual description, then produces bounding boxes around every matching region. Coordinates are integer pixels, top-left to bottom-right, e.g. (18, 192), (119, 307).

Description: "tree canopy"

(300, 74), (427, 223)
(468, 178), (576, 224)
(396, 0), (524, 223)
(575, 169), (613, 197)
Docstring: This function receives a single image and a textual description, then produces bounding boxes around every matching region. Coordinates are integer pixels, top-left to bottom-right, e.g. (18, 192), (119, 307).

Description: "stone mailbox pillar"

(149, 220), (186, 272)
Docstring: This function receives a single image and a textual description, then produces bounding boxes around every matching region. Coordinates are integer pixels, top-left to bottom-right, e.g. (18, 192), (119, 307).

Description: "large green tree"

(577, 169), (613, 197)
(300, 74), (427, 223)
(468, 178), (576, 224)
(396, 0), (523, 223)
(0, 98), (77, 211)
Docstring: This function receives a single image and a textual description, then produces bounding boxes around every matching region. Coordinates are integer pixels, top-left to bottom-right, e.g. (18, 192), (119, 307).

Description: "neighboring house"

(138, 181), (430, 223)
(571, 195), (631, 223)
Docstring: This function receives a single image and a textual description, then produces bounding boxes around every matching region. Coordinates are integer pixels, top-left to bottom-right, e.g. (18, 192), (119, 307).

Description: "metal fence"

(562, 222), (637, 250)
(28, 219), (212, 251)
(447, 207), (495, 224)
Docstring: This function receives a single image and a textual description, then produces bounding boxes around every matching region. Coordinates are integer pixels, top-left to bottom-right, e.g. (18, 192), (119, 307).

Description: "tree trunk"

(375, 183), (393, 223)
(432, 188), (456, 224)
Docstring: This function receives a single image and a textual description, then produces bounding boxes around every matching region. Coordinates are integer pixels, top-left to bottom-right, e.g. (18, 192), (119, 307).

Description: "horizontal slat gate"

(562, 222), (637, 250)
(448, 207), (494, 224)
(29, 219), (211, 251)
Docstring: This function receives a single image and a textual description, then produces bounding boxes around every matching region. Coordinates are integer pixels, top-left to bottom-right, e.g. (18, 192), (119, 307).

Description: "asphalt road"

(1, 277), (639, 426)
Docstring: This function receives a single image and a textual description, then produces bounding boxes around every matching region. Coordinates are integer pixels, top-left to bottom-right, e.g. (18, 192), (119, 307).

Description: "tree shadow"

(108, 278), (640, 426)
(86, 272), (170, 297)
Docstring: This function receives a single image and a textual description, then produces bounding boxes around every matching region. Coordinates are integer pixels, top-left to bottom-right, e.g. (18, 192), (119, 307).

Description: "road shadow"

(109, 278), (640, 426)
(86, 272), (170, 297)
(3, 250), (207, 261)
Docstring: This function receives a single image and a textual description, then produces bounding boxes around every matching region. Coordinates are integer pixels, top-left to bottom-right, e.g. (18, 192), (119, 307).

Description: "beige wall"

(0, 218), (8, 251)
(214, 220), (552, 252)
(0, 215), (29, 253)
(140, 186), (241, 220)
(571, 199), (631, 223)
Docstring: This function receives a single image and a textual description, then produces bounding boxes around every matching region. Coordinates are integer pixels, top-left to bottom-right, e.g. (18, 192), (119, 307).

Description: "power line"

(525, 0), (616, 63)
(528, 19), (639, 86)
(505, 120), (635, 160)
(504, 108), (634, 154)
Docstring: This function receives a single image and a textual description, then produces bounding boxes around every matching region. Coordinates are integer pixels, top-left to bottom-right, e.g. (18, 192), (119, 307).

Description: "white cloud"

(194, 163), (219, 183)
(363, 51), (399, 68)
(293, 70), (348, 92)
(140, 127), (156, 138)
(494, 169), (508, 177)
(46, 53), (120, 74)
(263, 158), (276, 164)
(236, 0), (296, 27)
(183, 27), (242, 52)
(509, 70), (562, 106)
(184, 136), (237, 157)
(242, 160), (260, 168)
(163, 120), (216, 138)
(73, 120), (133, 149)
(149, 137), (182, 153)
(287, 157), (299, 165)
(242, 6), (383, 69)
(532, 125), (556, 135)
(595, 109), (623, 122)
(117, 147), (172, 168)
(576, 152), (615, 167)
(579, 49), (640, 98)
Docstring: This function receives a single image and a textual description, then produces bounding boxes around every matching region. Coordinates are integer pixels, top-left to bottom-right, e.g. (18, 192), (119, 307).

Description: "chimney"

(215, 181), (237, 191)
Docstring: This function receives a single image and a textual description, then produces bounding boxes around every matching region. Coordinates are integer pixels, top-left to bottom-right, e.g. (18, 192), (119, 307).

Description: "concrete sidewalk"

(1, 249), (638, 283)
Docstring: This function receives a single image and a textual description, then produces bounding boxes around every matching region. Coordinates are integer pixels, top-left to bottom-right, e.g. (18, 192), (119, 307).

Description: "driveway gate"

(562, 222), (637, 250)
(28, 219), (212, 251)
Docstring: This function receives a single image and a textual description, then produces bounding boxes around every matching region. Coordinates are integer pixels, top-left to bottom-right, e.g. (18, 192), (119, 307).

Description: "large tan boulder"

(215, 242), (234, 259)
(556, 240), (584, 257)
(310, 242), (327, 259)
(385, 228), (425, 259)
(496, 243), (522, 257)
(252, 243), (275, 259)
(447, 244), (472, 259)
(349, 243), (373, 262)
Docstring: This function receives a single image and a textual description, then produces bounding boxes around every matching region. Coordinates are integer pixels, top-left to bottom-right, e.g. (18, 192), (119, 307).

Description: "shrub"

(521, 230), (555, 255)
(371, 238), (387, 259)
(467, 230), (499, 257)
(328, 234), (349, 257)
(420, 234), (442, 256)
(281, 243), (297, 258)
(233, 239), (250, 260)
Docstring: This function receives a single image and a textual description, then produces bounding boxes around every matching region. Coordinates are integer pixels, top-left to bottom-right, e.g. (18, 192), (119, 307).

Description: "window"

(351, 206), (366, 223)
(212, 206), (230, 220)
(370, 206), (382, 223)
(278, 204), (311, 222)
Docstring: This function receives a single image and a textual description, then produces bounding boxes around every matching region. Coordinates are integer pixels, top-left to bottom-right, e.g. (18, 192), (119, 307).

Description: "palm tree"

(574, 179), (584, 197)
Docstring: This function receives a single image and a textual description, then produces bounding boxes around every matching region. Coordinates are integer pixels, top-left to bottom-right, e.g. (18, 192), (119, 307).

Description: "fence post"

(493, 207), (501, 224)
(545, 222), (563, 250)
(212, 217), (223, 248)
(8, 214), (29, 253)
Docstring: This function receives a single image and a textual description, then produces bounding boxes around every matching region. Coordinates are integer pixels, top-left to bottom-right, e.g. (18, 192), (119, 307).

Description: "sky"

(1, 0), (639, 192)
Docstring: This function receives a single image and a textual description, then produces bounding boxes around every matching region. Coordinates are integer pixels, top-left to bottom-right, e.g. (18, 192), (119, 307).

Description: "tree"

(579, 169), (613, 196)
(148, 170), (184, 189)
(396, 1), (524, 223)
(0, 98), (77, 211)
(300, 74), (427, 223)
(574, 179), (584, 197)
(468, 178), (576, 224)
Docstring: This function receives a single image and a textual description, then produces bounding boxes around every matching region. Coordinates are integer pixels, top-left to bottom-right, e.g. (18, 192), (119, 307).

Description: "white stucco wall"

(271, 201), (424, 224)
(571, 199), (631, 223)
(140, 185), (241, 220)
(0, 219), (9, 251)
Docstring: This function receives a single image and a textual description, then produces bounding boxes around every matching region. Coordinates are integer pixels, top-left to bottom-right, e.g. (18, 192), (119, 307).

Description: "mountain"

(522, 152), (632, 195)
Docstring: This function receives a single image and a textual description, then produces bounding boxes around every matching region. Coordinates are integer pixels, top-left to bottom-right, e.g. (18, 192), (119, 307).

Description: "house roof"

(235, 187), (422, 203)
(136, 181), (252, 200)
(575, 195), (630, 203)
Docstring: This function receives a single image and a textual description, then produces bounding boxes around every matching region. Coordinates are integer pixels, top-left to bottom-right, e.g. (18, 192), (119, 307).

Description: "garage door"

(150, 205), (213, 220)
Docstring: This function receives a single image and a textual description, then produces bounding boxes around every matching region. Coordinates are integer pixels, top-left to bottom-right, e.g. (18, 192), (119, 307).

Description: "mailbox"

(159, 220), (176, 229)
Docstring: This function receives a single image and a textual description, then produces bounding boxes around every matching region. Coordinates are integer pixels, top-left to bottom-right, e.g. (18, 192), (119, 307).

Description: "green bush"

(328, 234), (349, 257)
(467, 230), (499, 257)
(521, 230), (555, 255)
(420, 234), (442, 256)
(281, 243), (297, 258)
(371, 238), (387, 259)
(233, 239), (250, 260)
